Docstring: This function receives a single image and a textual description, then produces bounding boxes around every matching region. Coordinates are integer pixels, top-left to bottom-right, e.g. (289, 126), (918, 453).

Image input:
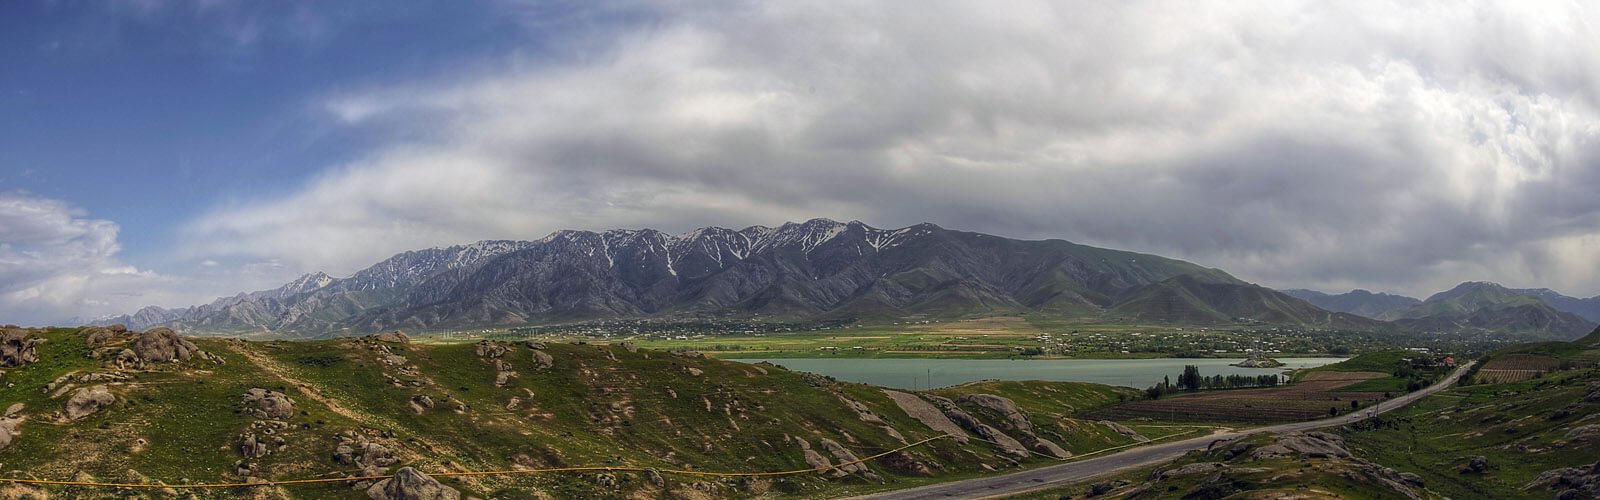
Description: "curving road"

(852, 361), (1476, 500)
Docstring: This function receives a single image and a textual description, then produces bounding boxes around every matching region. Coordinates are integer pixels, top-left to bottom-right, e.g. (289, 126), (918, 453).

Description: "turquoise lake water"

(726, 357), (1342, 390)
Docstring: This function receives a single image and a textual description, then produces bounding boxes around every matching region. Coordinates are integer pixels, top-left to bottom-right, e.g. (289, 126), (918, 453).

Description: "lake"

(725, 357), (1342, 390)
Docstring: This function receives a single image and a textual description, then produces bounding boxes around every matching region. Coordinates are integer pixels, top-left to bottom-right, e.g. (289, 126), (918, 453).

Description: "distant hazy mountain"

(100, 219), (1374, 337)
(1502, 287), (1600, 323)
(1280, 289), (1421, 319)
(1382, 282), (1597, 339)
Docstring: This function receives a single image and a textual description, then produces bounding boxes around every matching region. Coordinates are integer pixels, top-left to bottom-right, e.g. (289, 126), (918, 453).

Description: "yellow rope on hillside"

(0, 434), (954, 489)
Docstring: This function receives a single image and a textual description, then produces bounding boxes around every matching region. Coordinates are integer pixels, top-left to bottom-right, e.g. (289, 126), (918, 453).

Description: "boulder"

(372, 331), (410, 344)
(474, 341), (507, 358)
(820, 438), (883, 481)
(0, 329), (42, 368)
(881, 390), (968, 444)
(83, 327), (117, 347)
(337, 432), (398, 482)
(240, 433), (269, 458)
(132, 328), (198, 363)
(531, 350), (554, 370)
(1459, 455), (1491, 475)
(0, 417), (22, 450)
(64, 385), (114, 420)
(366, 467), (459, 500)
(240, 389), (297, 420)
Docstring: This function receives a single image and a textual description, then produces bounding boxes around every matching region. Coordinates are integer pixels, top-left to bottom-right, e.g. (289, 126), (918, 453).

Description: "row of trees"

(1145, 365), (1282, 399)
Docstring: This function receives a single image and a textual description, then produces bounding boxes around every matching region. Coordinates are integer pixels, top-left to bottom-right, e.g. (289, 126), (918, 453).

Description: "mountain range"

(98, 219), (1382, 337)
(98, 219), (1594, 339)
(1287, 282), (1598, 338)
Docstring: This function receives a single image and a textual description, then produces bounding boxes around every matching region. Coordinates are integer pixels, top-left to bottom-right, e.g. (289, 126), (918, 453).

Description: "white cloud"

(180, 1), (1600, 298)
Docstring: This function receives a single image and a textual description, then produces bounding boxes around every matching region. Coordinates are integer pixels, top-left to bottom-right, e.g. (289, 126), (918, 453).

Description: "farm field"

(1082, 371), (1390, 423)
(1474, 353), (1562, 384)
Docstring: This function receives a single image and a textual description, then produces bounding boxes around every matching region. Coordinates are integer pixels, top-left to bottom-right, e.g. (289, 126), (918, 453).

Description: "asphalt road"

(852, 361), (1476, 500)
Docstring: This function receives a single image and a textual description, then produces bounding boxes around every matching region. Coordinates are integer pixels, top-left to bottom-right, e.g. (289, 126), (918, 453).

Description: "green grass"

(1338, 368), (1600, 499)
(0, 327), (1187, 498)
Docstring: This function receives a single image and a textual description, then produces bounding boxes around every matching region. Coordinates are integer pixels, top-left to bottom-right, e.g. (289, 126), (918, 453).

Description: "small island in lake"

(1231, 353), (1285, 368)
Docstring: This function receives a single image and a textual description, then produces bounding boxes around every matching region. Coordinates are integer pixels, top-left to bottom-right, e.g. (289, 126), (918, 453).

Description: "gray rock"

(366, 467), (459, 500)
(240, 433), (269, 458)
(1155, 462), (1225, 480)
(531, 350), (554, 370)
(132, 328), (198, 363)
(0, 329), (42, 368)
(820, 438), (882, 481)
(241, 388), (297, 420)
(1460, 455), (1491, 474)
(64, 385), (114, 420)
(474, 341), (507, 358)
(371, 331), (410, 344)
(881, 390), (969, 444)
(0, 417), (22, 450)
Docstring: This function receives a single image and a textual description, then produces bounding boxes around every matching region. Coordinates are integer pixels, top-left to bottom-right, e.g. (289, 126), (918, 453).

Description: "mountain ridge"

(98, 219), (1352, 336)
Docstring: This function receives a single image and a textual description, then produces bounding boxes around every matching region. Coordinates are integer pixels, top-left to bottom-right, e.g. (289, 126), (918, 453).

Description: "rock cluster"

(240, 388), (297, 420)
(927, 395), (1028, 459)
(132, 328), (199, 363)
(958, 394), (1070, 458)
(371, 331), (410, 344)
(366, 467), (459, 500)
(337, 431), (399, 488)
(1190, 432), (1425, 499)
(474, 341), (508, 358)
(0, 329), (43, 368)
(1524, 460), (1600, 499)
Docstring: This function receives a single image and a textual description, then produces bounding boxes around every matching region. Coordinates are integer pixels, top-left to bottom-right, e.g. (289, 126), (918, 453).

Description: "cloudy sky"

(3, 1), (1600, 325)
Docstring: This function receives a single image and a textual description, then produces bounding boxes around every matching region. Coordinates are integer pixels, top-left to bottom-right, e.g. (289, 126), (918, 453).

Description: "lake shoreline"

(727, 357), (1346, 390)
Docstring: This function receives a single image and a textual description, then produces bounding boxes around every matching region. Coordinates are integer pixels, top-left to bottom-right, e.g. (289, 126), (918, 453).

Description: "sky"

(3, 1), (1600, 325)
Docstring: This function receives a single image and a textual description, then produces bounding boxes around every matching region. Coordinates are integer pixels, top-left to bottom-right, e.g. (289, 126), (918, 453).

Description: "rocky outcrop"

(132, 328), (199, 363)
(410, 395), (434, 414)
(371, 331), (410, 344)
(240, 433), (270, 458)
(881, 390), (968, 444)
(820, 438), (882, 482)
(474, 341), (507, 358)
(1249, 432), (1352, 460)
(958, 394), (1070, 458)
(928, 396), (1029, 459)
(240, 389), (296, 420)
(530, 350), (554, 370)
(366, 467), (460, 500)
(64, 385), (114, 420)
(0, 416), (22, 450)
(1101, 420), (1150, 442)
(337, 432), (399, 488)
(1524, 461), (1600, 499)
(0, 329), (42, 368)
(796, 438), (838, 477)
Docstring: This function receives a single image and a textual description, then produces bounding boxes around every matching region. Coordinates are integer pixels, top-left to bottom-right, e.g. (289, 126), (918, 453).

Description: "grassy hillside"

(1059, 339), (1600, 499)
(0, 327), (1163, 498)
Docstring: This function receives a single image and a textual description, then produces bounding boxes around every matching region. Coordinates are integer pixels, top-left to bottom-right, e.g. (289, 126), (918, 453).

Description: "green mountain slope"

(1383, 282), (1596, 339)
(0, 326), (1158, 498)
(1106, 275), (1387, 329)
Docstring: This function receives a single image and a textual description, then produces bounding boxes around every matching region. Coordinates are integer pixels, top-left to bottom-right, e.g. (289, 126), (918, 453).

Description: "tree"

(1180, 365), (1202, 392)
(1330, 406), (1339, 417)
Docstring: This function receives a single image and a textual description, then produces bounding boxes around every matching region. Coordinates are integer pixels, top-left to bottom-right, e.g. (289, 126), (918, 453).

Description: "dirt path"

(222, 342), (506, 491)
(224, 342), (385, 428)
